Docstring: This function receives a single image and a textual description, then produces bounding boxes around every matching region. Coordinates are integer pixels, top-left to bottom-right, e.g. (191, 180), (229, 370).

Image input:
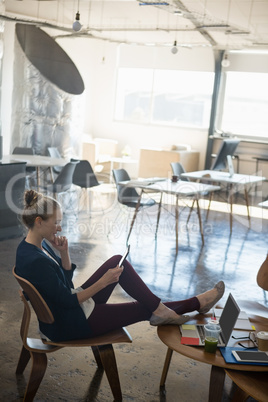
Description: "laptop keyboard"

(197, 326), (205, 343)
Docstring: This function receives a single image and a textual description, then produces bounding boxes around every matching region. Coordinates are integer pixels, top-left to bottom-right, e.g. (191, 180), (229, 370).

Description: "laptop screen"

(219, 293), (240, 344)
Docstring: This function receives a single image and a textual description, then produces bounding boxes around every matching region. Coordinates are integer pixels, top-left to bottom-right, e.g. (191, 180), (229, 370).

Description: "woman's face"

(40, 208), (63, 242)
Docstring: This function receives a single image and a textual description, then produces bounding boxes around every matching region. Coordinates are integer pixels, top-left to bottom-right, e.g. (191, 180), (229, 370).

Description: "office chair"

(171, 162), (212, 222)
(71, 159), (102, 213)
(170, 162), (198, 224)
(112, 168), (156, 244)
(170, 162), (190, 182)
(13, 267), (132, 401)
(45, 161), (78, 212)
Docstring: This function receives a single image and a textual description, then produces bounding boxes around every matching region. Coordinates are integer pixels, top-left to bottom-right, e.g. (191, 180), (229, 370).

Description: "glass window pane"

(152, 71), (214, 127)
(114, 68), (214, 128)
(221, 72), (268, 138)
(114, 68), (153, 123)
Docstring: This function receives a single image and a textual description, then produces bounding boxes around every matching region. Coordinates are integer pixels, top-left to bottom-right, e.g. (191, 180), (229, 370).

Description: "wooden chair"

(225, 369), (268, 402)
(13, 267), (132, 401)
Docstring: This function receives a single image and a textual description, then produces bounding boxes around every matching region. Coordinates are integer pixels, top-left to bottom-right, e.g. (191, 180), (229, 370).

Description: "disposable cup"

(204, 323), (221, 353)
(257, 331), (268, 351)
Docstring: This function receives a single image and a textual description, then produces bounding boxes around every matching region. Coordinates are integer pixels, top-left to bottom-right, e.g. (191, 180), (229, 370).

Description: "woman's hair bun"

(24, 190), (40, 207)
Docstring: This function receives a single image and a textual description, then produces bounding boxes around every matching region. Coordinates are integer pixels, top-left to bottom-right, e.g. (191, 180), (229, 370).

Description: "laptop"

(180, 293), (240, 347)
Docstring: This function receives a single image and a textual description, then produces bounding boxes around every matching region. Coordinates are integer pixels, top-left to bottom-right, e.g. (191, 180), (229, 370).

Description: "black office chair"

(45, 161), (78, 212)
(12, 147), (36, 187)
(112, 168), (156, 244)
(71, 159), (102, 213)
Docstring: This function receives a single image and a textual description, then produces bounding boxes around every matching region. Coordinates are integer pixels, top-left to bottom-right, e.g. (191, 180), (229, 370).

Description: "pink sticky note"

(181, 337), (200, 345)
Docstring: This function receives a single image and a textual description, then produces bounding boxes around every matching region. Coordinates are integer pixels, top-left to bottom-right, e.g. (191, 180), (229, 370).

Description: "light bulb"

(171, 41), (178, 54)
(73, 12), (82, 32)
(221, 54), (230, 67)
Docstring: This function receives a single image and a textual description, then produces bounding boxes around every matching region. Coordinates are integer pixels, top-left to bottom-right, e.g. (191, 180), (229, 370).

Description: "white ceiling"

(2, 0), (268, 51)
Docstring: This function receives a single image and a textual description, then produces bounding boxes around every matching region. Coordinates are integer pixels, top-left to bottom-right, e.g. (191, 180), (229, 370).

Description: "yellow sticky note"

(181, 324), (196, 330)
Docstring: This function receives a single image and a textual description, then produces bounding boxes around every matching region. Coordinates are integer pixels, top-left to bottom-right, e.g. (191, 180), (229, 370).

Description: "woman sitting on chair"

(15, 190), (225, 342)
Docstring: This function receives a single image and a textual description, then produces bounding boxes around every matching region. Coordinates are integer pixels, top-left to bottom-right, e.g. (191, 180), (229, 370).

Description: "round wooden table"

(157, 313), (268, 402)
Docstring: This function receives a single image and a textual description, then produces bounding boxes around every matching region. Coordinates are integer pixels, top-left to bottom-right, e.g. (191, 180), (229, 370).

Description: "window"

(220, 72), (268, 138)
(114, 68), (214, 128)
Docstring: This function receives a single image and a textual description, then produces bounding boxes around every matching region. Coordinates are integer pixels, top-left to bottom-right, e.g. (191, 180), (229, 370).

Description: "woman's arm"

(76, 266), (123, 303)
(50, 235), (72, 271)
(257, 254), (268, 291)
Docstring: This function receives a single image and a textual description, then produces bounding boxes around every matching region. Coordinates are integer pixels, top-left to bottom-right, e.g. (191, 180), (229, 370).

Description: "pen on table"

(211, 309), (216, 322)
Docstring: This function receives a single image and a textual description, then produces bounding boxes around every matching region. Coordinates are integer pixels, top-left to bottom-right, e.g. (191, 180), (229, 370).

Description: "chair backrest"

(71, 159), (99, 188)
(13, 147), (34, 155)
(170, 162), (189, 182)
(112, 168), (140, 204)
(47, 147), (61, 159)
(52, 161), (78, 193)
(47, 147), (63, 174)
(13, 267), (54, 324)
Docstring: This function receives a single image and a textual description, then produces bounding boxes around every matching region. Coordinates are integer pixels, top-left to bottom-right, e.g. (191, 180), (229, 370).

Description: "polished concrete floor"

(1, 185), (268, 401)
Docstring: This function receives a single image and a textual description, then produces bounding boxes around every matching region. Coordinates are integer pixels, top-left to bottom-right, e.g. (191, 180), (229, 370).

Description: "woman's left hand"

(51, 235), (68, 253)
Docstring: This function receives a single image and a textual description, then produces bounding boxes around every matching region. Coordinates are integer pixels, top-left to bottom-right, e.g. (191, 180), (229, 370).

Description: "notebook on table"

(180, 293), (240, 347)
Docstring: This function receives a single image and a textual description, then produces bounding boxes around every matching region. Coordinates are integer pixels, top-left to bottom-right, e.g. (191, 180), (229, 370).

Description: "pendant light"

(221, 53), (230, 67)
(171, 40), (178, 54)
(73, 0), (82, 32)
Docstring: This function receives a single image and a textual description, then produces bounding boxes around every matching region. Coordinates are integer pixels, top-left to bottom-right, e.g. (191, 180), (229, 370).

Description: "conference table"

(181, 170), (266, 234)
(157, 311), (268, 402)
(1, 154), (68, 188)
(119, 179), (220, 253)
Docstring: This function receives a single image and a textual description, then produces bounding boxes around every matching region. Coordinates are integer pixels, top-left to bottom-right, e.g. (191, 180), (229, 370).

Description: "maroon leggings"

(81, 255), (200, 336)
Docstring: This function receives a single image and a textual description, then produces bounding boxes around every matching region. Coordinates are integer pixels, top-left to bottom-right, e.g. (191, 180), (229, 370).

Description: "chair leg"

(231, 386), (250, 402)
(91, 346), (104, 369)
(97, 344), (122, 401)
(24, 352), (48, 402)
(16, 345), (31, 374)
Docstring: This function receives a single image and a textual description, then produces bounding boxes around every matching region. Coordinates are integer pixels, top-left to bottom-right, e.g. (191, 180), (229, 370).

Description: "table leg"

(155, 192), (163, 238)
(206, 192), (213, 220)
(208, 365), (226, 402)
(175, 195), (179, 254)
(187, 199), (195, 224)
(126, 190), (142, 245)
(196, 198), (204, 245)
(160, 347), (173, 388)
(229, 184), (233, 235)
(244, 187), (251, 227)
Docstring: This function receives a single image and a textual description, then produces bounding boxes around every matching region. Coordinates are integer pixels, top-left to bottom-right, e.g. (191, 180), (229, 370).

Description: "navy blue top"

(15, 238), (91, 341)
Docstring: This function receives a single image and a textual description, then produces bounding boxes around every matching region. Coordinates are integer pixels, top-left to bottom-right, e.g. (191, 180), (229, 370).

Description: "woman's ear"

(35, 216), (42, 226)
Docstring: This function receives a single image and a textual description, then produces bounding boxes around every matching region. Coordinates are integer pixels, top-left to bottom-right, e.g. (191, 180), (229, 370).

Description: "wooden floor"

(0, 185), (267, 401)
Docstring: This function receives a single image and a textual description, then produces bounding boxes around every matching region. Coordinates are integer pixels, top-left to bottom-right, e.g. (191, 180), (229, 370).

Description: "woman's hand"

(101, 266), (124, 286)
(51, 235), (69, 253)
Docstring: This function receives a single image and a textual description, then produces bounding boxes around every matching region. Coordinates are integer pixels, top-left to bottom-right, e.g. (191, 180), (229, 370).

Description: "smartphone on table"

(232, 350), (268, 363)
(118, 245), (130, 267)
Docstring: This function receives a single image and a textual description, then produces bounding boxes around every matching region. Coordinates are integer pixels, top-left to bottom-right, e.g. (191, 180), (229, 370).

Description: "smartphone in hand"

(118, 245), (130, 267)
